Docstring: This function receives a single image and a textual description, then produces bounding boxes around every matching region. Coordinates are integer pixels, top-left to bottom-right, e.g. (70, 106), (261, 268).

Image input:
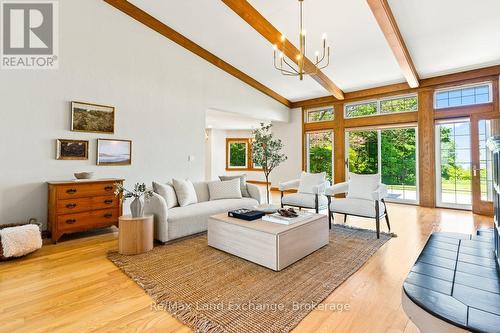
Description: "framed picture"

(56, 139), (89, 160)
(71, 101), (115, 134)
(97, 139), (132, 166)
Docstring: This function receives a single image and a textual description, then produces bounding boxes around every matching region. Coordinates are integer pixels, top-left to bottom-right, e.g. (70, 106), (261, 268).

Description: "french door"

(471, 115), (500, 215)
(435, 116), (500, 214)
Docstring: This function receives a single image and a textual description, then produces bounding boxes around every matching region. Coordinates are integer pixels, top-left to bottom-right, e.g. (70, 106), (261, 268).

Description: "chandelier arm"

(282, 58), (300, 73)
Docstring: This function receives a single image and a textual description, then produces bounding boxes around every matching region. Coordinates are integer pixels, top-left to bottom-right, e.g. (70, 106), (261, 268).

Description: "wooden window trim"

(225, 138), (262, 172)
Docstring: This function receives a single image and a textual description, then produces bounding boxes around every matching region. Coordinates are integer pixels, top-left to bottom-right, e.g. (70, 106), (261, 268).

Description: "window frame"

(304, 105), (335, 123)
(433, 82), (493, 110)
(344, 93), (418, 119)
(225, 138), (261, 171)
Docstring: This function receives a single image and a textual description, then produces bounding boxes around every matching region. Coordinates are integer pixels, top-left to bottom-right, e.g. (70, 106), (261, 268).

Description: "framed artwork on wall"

(56, 139), (89, 160)
(71, 101), (115, 134)
(97, 139), (132, 166)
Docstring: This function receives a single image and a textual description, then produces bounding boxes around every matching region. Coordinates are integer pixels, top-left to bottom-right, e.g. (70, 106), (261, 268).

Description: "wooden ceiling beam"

(366, 0), (420, 88)
(222, 0), (344, 100)
(103, 0), (291, 107)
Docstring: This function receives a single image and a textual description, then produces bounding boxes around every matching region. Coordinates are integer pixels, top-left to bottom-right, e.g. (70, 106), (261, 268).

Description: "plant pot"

(130, 197), (144, 218)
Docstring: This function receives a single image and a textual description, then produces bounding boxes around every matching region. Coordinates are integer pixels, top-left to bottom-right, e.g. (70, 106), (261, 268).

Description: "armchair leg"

(314, 194), (319, 214)
(280, 192), (284, 208)
(327, 196), (332, 229)
(344, 214), (347, 224)
(382, 199), (391, 231)
(375, 200), (380, 239)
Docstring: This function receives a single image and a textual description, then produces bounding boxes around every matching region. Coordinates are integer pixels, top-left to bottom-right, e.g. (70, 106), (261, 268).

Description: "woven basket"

(0, 219), (42, 260)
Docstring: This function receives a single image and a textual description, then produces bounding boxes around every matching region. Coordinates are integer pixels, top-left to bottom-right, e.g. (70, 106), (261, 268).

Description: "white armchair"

(325, 173), (390, 239)
(279, 172), (330, 213)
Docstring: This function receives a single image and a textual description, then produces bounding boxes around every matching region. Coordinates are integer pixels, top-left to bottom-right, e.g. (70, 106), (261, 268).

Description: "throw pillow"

(208, 179), (243, 200)
(172, 179), (198, 207)
(346, 173), (380, 200)
(152, 181), (178, 208)
(298, 172), (326, 194)
(219, 174), (249, 197)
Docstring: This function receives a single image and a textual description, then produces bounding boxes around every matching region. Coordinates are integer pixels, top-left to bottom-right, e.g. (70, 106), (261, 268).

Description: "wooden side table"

(118, 215), (154, 255)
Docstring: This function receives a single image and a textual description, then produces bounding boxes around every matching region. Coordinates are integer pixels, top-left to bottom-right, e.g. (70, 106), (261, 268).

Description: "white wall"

(0, 0), (289, 228)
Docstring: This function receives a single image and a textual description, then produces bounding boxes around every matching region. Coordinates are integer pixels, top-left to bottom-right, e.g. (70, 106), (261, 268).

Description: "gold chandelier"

(273, 0), (330, 80)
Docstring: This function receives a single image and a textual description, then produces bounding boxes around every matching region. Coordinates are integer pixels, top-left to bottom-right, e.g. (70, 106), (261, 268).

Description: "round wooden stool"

(118, 215), (154, 255)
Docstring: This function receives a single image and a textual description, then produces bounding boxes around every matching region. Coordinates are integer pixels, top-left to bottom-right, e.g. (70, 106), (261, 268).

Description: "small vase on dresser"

(47, 178), (124, 242)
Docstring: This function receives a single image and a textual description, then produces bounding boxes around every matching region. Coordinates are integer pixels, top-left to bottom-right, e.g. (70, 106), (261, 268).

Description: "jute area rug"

(108, 225), (391, 333)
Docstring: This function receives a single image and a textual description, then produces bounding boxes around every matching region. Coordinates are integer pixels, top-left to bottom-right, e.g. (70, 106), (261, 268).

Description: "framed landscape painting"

(71, 101), (115, 134)
(97, 139), (132, 166)
(56, 139), (89, 160)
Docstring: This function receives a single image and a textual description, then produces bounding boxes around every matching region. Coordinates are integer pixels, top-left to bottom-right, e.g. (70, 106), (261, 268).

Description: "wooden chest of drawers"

(48, 179), (124, 242)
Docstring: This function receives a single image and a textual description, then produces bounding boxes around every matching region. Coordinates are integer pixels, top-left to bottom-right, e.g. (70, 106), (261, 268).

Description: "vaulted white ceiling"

(128, 0), (500, 102)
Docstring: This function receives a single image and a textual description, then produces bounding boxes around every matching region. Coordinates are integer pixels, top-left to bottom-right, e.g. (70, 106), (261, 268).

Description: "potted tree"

(252, 123), (287, 211)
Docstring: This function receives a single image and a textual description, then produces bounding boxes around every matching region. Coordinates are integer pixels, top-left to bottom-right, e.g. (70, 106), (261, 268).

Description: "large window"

(345, 94), (417, 119)
(434, 82), (492, 109)
(305, 106), (334, 123)
(306, 131), (333, 181)
(479, 119), (494, 201)
(346, 127), (418, 203)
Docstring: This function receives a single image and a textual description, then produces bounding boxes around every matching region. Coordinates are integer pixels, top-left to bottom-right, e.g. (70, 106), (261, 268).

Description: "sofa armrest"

(371, 184), (389, 201)
(325, 181), (349, 196)
(278, 179), (300, 191)
(144, 192), (169, 242)
(312, 181), (330, 195)
(247, 183), (263, 204)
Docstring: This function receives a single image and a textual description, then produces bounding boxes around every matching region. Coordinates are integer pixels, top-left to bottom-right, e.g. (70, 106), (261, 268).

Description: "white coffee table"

(208, 213), (329, 271)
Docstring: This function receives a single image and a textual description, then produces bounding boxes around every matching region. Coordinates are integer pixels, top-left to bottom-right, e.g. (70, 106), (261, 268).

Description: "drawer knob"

(104, 199), (113, 205)
(65, 219), (77, 224)
(66, 189), (77, 194)
(104, 186), (113, 191)
(66, 203), (77, 209)
(104, 213), (113, 218)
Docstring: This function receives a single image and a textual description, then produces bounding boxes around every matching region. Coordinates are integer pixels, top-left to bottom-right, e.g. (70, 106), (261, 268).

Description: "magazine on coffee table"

(262, 211), (314, 225)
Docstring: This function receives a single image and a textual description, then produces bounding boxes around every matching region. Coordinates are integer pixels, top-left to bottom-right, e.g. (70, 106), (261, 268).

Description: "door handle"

(473, 166), (479, 177)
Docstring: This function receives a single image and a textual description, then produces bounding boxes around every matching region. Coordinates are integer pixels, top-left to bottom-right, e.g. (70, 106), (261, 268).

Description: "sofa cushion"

(298, 172), (326, 194)
(219, 174), (249, 197)
(152, 182), (178, 209)
(167, 198), (258, 240)
(347, 173), (380, 201)
(172, 179), (198, 207)
(282, 193), (328, 209)
(192, 181), (210, 202)
(330, 198), (385, 218)
(208, 179), (242, 200)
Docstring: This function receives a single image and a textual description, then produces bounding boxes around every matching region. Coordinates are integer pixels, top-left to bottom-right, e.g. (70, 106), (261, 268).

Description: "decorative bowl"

(74, 172), (94, 180)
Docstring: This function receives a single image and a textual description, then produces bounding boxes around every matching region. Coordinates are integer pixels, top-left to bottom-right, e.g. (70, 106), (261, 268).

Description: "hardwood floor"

(0, 198), (493, 333)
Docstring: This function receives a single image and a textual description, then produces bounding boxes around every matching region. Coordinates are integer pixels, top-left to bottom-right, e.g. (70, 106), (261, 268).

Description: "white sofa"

(145, 181), (262, 243)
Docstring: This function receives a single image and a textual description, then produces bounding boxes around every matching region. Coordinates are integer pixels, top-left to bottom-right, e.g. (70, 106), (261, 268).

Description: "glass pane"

(434, 83), (491, 109)
(479, 120), (493, 201)
(228, 142), (247, 168)
(380, 96), (418, 114)
(306, 107), (334, 122)
(381, 128), (417, 202)
(348, 130), (378, 174)
(438, 122), (472, 206)
(307, 131), (333, 182)
(345, 102), (377, 118)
